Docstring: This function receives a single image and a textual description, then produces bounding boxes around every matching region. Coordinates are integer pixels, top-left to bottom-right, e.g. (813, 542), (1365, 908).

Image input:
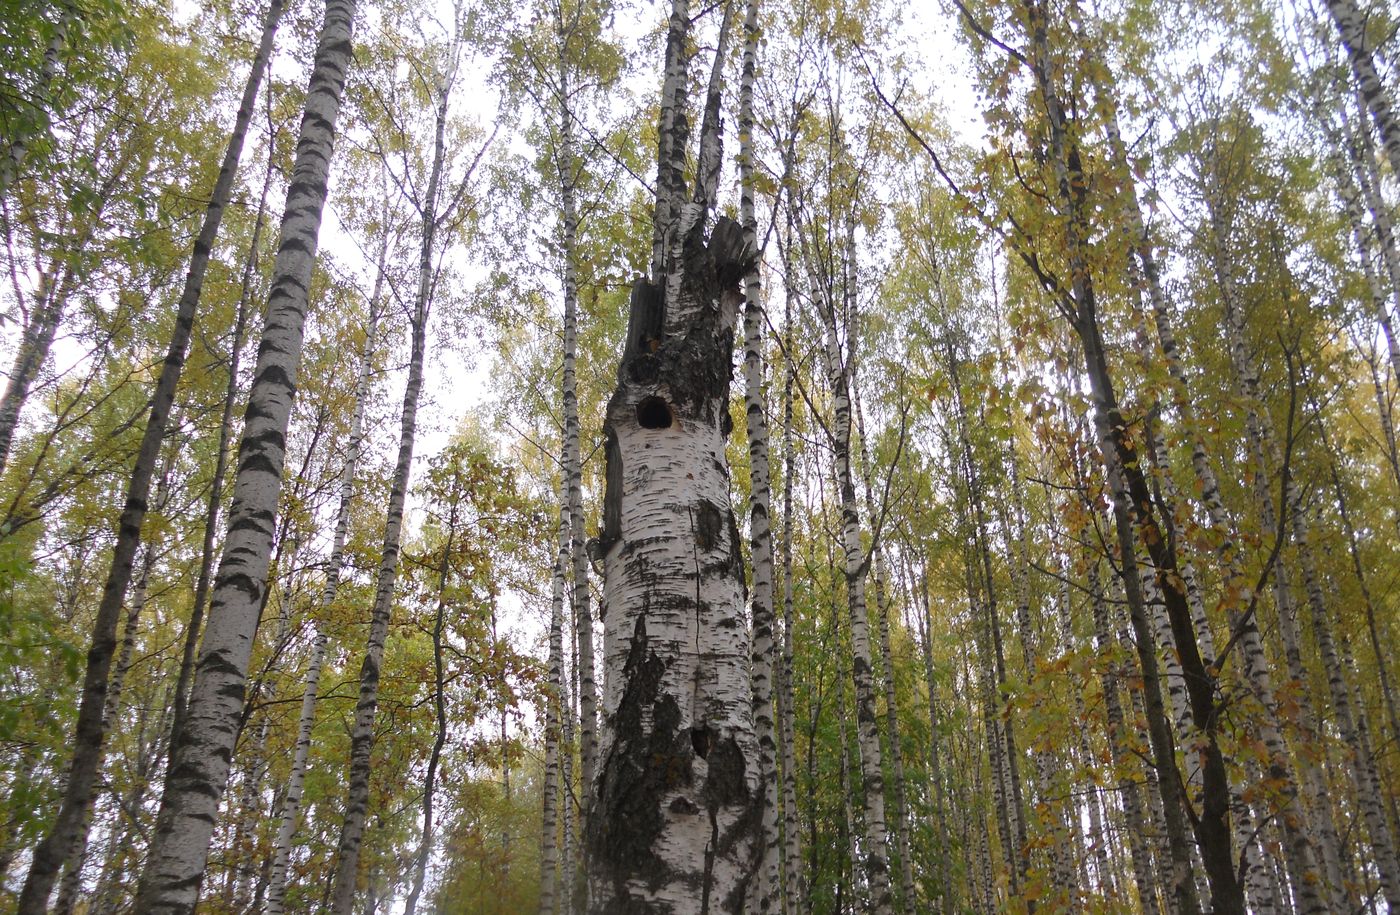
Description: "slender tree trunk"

(777, 294), (805, 915)
(541, 482), (570, 915)
(168, 122), (277, 766)
(848, 372), (917, 914)
(737, 0), (779, 906)
(0, 0), (79, 472)
(1095, 89), (1335, 910)
(1342, 101), (1400, 387)
(1326, 0), (1400, 180)
(554, 9), (599, 847)
(328, 54), (456, 909)
(20, 5), (286, 908)
(945, 345), (1032, 903)
(909, 555), (953, 913)
(131, 0), (354, 907)
(265, 276), (383, 915)
(1051, 555), (1115, 902)
(1307, 373), (1400, 759)
(52, 543), (155, 915)
(833, 616), (865, 915)
(804, 221), (896, 915)
(1088, 558), (1164, 915)
(403, 498), (457, 915)
(0, 266), (68, 478)
(0, 2), (72, 194)
(1021, 3), (1237, 903)
(1210, 203), (1400, 909)
(1001, 467), (1076, 908)
(561, 620), (577, 915)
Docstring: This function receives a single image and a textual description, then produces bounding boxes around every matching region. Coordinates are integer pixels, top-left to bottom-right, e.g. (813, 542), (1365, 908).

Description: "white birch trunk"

(169, 134), (277, 758)
(54, 2), (300, 908)
(328, 45), (458, 906)
(265, 233), (383, 915)
(403, 497), (457, 915)
(777, 300), (804, 915)
(1098, 96), (1334, 911)
(811, 240), (896, 915)
(586, 215), (760, 911)
(1088, 559), (1164, 915)
(0, 2), (71, 194)
(541, 485), (570, 915)
(1326, 0), (1400, 180)
(585, 9), (759, 904)
(737, 0), (780, 906)
(1213, 210), (1400, 910)
(553, 12), (599, 840)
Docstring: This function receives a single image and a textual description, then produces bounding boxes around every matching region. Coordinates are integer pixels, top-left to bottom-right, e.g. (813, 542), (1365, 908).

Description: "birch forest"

(3, 0), (1400, 911)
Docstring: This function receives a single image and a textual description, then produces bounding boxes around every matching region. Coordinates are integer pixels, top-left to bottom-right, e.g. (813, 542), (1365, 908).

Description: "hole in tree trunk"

(637, 396), (673, 430)
(690, 726), (711, 759)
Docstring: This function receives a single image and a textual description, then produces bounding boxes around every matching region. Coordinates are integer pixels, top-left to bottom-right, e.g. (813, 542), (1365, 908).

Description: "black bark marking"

(726, 508), (747, 596)
(695, 500), (721, 551)
(588, 615), (692, 908)
(622, 278), (665, 377)
(601, 428), (622, 553)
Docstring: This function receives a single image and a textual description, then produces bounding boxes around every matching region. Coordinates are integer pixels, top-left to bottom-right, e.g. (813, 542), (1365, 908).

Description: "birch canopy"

(2, 0), (1400, 912)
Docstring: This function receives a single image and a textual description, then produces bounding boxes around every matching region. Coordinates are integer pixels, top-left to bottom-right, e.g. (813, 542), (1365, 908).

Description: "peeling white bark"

(588, 212), (760, 912)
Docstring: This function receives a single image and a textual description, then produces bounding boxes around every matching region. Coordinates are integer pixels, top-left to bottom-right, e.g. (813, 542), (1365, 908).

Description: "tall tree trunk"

(849, 372), (917, 914)
(562, 615), (578, 915)
(553, 5), (599, 848)
(1210, 202), (1400, 909)
(908, 554), (953, 913)
(1342, 100), (1400, 387)
(737, 0), (780, 906)
(777, 294), (805, 915)
(403, 496), (457, 915)
(804, 219), (896, 915)
(1326, 0), (1400, 179)
(168, 120), (277, 769)
(19, 4), (286, 908)
(0, 2), (72, 194)
(1088, 557), (1164, 915)
(1001, 466), (1076, 908)
(0, 266), (70, 478)
(1307, 373), (1400, 762)
(586, 1), (761, 906)
(1020, 2), (1238, 903)
(52, 538), (157, 915)
(0, 0), (79, 472)
(131, 0), (354, 908)
(328, 45), (457, 908)
(1095, 88), (1335, 910)
(946, 344), (1031, 903)
(265, 272), (383, 915)
(541, 482), (570, 915)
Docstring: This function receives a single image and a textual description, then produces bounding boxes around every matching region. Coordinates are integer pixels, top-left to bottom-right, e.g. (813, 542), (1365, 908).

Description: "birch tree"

(16, 2), (284, 907)
(129, 0), (357, 907)
(585, 1), (763, 908)
(329, 11), (484, 907)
